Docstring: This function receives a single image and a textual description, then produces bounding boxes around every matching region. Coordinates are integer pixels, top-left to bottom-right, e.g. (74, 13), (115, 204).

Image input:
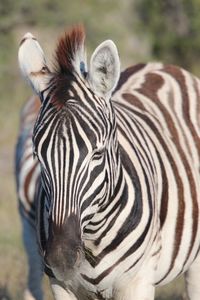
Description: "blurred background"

(1, 0), (200, 299)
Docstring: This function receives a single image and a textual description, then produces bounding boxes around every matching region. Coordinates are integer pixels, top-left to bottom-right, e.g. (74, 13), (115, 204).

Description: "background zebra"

(15, 95), (44, 300)
(17, 25), (200, 300)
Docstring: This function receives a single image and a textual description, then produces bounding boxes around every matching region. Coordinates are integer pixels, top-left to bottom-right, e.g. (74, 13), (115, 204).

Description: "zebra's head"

(18, 26), (120, 280)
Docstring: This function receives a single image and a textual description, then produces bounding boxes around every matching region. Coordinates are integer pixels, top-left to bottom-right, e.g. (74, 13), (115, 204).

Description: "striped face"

(32, 73), (120, 281)
(33, 77), (117, 228)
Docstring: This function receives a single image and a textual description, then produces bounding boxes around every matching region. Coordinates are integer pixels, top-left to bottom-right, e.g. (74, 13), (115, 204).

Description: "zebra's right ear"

(88, 40), (120, 99)
(18, 32), (51, 97)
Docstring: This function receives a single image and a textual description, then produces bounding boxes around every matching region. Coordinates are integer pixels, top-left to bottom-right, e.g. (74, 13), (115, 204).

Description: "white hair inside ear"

(88, 40), (120, 99)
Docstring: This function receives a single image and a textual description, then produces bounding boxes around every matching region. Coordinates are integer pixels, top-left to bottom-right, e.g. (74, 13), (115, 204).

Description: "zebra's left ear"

(88, 40), (120, 98)
(18, 32), (51, 97)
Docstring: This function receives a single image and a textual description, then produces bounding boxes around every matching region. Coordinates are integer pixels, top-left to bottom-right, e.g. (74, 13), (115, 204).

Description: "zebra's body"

(49, 62), (199, 298)
(113, 62), (200, 287)
(16, 95), (41, 222)
(17, 26), (200, 300)
(15, 96), (44, 300)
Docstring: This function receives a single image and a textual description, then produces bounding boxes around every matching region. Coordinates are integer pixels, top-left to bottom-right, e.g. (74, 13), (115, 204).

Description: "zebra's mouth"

(51, 265), (76, 282)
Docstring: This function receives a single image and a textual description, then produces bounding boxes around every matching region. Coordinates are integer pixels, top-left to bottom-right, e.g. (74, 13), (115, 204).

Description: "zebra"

(15, 95), (44, 300)
(17, 25), (200, 300)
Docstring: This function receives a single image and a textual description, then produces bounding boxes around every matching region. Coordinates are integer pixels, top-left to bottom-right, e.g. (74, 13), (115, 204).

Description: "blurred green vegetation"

(0, 0), (199, 299)
(135, 0), (200, 73)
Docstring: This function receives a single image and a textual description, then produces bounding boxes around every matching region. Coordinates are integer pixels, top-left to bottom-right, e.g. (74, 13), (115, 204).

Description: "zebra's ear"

(18, 32), (51, 97)
(88, 40), (120, 98)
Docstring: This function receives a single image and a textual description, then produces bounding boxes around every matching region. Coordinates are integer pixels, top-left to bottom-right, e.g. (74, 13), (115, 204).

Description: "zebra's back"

(113, 62), (200, 285)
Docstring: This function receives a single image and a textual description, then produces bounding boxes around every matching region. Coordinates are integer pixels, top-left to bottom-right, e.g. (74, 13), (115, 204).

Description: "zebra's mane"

(49, 25), (86, 109)
(54, 25), (86, 77)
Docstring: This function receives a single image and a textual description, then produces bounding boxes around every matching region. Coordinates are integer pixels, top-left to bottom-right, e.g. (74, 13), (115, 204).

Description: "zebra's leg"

(114, 255), (156, 300)
(50, 278), (78, 300)
(114, 277), (155, 300)
(184, 253), (200, 300)
(21, 214), (44, 300)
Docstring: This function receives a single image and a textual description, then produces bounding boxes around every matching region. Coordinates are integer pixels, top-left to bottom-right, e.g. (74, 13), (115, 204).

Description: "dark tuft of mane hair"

(54, 24), (85, 75)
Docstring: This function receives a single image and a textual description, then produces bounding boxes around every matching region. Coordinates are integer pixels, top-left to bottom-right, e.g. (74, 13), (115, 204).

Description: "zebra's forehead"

(35, 77), (110, 139)
(33, 100), (106, 155)
(38, 73), (97, 119)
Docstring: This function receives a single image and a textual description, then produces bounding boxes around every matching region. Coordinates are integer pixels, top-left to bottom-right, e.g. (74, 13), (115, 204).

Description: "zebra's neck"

(83, 128), (156, 260)
(83, 143), (123, 225)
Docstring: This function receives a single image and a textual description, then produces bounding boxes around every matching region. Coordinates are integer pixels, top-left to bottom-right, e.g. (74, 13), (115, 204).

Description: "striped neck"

(83, 146), (124, 239)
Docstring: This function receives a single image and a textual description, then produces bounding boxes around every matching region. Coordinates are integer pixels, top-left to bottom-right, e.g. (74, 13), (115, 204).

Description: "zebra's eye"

(92, 147), (105, 159)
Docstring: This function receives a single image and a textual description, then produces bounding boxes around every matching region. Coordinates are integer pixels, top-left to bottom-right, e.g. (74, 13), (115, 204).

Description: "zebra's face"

(18, 26), (120, 280)
(33, 92), (115, 226)
(33, 93), (116, 279)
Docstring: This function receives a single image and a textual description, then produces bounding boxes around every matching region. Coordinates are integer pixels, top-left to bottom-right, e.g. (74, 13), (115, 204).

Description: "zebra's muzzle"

(44, 214), (83, 281)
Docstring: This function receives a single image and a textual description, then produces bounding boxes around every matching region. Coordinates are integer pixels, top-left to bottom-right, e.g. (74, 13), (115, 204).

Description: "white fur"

(18, 32), (50, 94)
(88, 40), (120, 98)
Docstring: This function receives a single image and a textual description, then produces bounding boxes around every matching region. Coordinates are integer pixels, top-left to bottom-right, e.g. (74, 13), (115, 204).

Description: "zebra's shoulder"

(114, 62), (164, 92)
(19, 95), (41, 130)
(113, 62), (200, 99)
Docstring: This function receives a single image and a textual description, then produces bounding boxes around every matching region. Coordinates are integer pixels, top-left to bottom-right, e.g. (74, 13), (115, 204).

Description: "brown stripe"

(163, 65), (200, 159)
(122, 93), (146, 111)
(114, 63), (146, 92)
(167, 89), (193, 160)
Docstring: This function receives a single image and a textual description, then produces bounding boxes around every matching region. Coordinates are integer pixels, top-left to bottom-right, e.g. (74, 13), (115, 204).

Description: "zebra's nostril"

(65, 248), (83, 268)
